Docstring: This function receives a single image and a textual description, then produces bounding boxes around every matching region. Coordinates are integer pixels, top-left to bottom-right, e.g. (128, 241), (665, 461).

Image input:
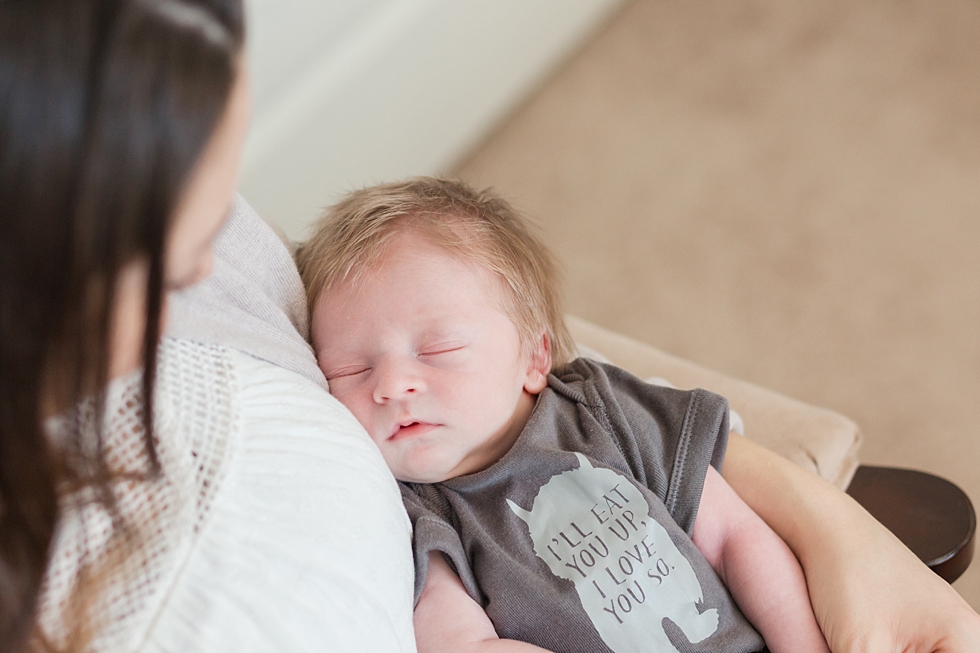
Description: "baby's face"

(311, 233), (547, 483)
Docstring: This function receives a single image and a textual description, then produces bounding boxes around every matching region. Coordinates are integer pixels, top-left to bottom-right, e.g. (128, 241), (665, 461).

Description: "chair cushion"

(567, 315), (862, 490)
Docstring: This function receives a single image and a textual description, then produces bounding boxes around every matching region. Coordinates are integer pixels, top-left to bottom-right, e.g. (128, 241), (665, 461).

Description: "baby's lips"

(387, 419), (417, 440)
(390, 414), (423, 434)
(388, 421), (438, 442)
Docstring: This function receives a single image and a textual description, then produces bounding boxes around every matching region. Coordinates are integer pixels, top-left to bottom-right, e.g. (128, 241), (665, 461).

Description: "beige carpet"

(453, 0), (980, 610)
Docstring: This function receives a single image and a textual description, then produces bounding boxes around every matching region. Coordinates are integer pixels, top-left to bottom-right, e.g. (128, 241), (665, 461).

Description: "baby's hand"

(414, 552), (554, 653)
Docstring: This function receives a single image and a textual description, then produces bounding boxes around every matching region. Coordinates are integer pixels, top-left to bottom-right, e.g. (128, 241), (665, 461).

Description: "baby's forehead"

(377, 228), (501, 285)
(374, 232), (517, 306)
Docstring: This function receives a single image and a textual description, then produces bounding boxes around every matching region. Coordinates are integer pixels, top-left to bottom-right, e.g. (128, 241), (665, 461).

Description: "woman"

(0, 0), (248, 648)
(0, 0), (977, 651)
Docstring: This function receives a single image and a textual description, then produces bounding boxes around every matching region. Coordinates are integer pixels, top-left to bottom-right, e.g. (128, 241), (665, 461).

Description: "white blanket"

(167, 195), (326, 390)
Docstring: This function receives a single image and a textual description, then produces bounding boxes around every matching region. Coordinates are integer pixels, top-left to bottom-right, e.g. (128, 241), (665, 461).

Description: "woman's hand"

(722, 434), (980, 653)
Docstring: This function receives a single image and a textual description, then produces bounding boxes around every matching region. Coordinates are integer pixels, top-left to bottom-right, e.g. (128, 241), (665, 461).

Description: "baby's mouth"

(389, 421), (436, 441)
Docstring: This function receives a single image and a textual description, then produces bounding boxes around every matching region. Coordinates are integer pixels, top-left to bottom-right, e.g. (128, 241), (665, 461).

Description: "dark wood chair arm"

(846, 466), (976, 583)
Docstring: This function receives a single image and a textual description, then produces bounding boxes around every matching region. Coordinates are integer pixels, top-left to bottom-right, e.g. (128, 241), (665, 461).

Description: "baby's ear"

(524, 331), (552, 394)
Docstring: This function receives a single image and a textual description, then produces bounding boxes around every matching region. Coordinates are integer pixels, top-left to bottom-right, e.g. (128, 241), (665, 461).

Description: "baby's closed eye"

(324, 365), (371, 380)
(418, 344), (465, 358)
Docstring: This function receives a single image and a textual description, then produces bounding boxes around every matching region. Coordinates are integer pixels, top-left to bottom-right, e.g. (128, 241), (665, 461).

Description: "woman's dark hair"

(0, 0), (244, 649)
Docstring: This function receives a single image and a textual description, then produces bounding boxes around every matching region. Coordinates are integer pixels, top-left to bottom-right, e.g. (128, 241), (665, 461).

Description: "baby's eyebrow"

(419, 321), (469, 339)
(316, 349), (358, 368)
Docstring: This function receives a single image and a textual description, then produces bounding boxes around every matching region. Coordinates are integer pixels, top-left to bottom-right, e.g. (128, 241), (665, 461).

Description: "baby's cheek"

(345, 399), (369, 426)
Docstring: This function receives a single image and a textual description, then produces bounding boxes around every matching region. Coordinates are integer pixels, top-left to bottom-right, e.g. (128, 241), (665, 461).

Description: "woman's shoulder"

(141, 343), (416, 652)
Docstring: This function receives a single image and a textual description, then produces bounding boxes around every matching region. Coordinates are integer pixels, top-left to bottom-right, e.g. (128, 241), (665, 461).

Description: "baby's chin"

(392, 467), (455, 485)
(385, 449), (473, 484)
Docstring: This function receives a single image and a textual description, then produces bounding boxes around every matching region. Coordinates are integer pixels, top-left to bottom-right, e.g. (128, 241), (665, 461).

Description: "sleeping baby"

(295, 177), (829, 653)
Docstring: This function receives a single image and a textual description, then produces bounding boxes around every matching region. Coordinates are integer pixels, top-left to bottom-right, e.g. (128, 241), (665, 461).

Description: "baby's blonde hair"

(296, 177), (575, 367)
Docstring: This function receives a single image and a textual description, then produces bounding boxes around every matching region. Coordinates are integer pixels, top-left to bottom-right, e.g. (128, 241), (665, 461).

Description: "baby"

(296, 178), (829, 653)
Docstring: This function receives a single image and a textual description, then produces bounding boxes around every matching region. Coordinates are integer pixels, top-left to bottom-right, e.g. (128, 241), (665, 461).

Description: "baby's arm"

(414, 551), (553, 653)
(692, 465), (830, 653)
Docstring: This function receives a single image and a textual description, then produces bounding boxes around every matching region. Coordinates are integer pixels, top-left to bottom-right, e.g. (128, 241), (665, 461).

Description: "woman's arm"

(722, 433), (980, 653)
(693, 466), (829, 653)
(414, 552), (553, 653)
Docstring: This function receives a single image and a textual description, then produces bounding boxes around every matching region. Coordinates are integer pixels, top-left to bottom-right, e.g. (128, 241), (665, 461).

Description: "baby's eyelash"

(326, 366), (370, 380)
(419, 345), (465, 357)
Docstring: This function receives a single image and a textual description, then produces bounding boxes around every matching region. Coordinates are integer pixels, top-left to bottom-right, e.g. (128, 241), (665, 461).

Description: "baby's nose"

(372, 361), (424, 403)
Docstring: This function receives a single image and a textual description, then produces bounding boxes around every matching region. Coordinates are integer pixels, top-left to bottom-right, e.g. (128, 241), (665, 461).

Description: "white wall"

(241, 0), (625, 239)
(246, 0), (390, 119)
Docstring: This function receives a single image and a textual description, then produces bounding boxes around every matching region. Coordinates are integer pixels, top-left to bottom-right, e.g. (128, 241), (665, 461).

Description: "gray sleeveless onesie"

(400, 358), (766, 653)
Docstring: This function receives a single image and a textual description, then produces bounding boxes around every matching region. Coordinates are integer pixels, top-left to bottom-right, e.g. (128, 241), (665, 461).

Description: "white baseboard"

(240, 0), (626, 240)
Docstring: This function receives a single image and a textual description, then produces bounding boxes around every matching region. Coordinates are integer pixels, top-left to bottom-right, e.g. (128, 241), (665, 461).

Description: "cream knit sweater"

(38, 198), (416, 651)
